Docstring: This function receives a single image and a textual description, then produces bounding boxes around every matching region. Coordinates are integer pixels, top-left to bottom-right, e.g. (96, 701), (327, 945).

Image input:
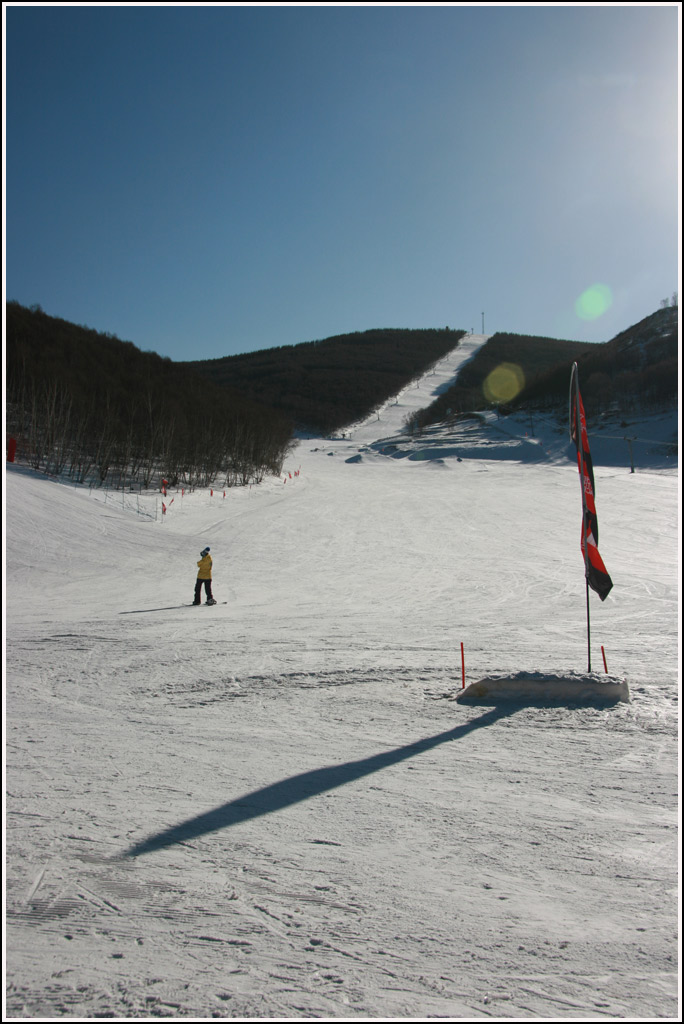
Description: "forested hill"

(181, 328), (466, 435)
(6, 299), (677, 489)
(5, 301), (293, 488)
(511, 305), (678, 416)
(406, 306), (678, 431)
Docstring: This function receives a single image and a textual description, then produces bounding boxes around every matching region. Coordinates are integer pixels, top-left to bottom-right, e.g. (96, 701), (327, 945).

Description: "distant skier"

(193, 547), (216, 605)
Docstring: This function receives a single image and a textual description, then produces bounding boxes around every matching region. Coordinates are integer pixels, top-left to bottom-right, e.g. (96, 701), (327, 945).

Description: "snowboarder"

(193, 547), (216, 605)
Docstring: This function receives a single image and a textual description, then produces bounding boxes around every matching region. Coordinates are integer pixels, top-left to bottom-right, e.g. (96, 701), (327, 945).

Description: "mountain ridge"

(403, 307), (678, 434)
(6, 302), (678, 466)
(183, 306), (678, 434)
(180, 327), (466, 435)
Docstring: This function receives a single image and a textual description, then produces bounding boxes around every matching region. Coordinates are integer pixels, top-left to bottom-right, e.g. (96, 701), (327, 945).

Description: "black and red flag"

(569, 363), (613, 601)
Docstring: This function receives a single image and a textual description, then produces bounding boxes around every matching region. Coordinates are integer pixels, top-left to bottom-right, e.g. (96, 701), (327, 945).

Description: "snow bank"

(458, 670), (630, 705)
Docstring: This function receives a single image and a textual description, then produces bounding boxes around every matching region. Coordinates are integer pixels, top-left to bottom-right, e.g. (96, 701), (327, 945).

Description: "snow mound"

(458, 670), (630, 706)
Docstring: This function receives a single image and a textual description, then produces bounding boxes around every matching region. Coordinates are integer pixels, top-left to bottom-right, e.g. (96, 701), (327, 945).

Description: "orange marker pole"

(601, 645), (608, 673)
(461, 642), (466, 688)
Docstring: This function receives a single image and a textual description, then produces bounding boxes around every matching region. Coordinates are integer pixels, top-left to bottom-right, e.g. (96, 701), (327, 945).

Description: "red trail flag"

(569, 363), (613, 601)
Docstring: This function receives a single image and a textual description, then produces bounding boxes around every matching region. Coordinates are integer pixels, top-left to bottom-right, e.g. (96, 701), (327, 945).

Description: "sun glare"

(483, 362), (526, 404)
(574, 283), (613, 321)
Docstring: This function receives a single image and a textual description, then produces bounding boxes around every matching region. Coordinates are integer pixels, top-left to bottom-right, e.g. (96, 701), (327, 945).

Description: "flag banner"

(569, 364), (613, 601)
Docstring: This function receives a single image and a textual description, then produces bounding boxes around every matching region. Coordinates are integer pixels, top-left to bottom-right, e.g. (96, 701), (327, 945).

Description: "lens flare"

(574, 283), (613, 320)
(483, 362), (525, 404)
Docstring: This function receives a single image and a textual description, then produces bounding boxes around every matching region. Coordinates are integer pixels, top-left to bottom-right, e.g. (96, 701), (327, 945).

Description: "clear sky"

(4, 3), (680, 361)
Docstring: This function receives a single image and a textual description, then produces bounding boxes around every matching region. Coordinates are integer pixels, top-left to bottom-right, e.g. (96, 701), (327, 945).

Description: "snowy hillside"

(4, 337), (679, 1019)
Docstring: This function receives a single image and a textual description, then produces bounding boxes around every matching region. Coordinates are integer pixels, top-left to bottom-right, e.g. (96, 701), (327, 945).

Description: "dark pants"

(194, 578), (213, 603)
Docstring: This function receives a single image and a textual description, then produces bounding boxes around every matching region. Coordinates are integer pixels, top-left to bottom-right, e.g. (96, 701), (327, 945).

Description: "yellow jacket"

(197, 554), (212, 579)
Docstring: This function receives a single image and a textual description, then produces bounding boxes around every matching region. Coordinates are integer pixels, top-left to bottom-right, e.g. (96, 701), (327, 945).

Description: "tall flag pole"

(569, 363), (613, 671)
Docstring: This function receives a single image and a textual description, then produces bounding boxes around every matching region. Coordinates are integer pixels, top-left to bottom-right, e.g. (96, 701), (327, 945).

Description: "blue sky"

(5, 4), (680, 361)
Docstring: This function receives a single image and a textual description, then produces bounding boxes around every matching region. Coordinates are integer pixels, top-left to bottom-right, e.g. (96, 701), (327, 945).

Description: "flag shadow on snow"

(125, 707), (514, 858)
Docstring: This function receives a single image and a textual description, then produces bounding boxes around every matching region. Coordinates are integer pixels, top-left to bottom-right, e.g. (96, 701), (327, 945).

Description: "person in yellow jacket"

(193, 547), (216, 605)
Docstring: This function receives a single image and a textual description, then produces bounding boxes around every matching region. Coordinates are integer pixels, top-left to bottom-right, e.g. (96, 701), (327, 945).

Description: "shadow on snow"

(125, 707), (515, 858)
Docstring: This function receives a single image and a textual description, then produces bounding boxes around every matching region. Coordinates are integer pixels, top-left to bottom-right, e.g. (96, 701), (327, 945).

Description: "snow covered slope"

(4, 336), (679, 1019)
(343, 331), (490, 443)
